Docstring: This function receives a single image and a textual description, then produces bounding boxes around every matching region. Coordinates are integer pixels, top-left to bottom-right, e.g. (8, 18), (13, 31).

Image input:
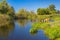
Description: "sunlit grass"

(30, 19), (60, 40)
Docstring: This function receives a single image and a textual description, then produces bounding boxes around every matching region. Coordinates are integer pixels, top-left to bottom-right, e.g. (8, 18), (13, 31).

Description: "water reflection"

(0, 21), (15, 40)
(0, 19), (49, 40)
(16, 19), (49, 40)
(17, 19), (28, 27)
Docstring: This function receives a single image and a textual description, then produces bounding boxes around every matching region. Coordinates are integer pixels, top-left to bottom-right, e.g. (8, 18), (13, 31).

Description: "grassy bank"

(37, 14), (60, 21)
(30, 21), (60, 40)
(30, 15), (60, 40)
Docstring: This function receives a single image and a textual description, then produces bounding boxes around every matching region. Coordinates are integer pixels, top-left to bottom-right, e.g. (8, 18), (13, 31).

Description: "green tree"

(17, 9), (27, 16)
(48, 4), (56, 14)
(29, 11), (37, 19)
(16, 9), (29, 19)
(37, 8), (50, 15)
(0, 0), (8, 14)
(48, 4), (56, 11)
(37, 4), (57, 15)
(49, 10), (56, 15)
(7, 7), (15, 17)
(0, 0), (15, 17)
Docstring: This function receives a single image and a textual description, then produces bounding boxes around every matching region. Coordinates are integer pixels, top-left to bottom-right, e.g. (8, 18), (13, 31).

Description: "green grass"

(30, 15), (60, 40)
(36, 14), (60, 21)
(55, 38), (60, 40)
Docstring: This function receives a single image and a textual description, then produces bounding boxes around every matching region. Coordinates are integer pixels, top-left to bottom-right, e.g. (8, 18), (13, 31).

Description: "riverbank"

(30, 19), (60, 40)
(0, 14), (12, 27)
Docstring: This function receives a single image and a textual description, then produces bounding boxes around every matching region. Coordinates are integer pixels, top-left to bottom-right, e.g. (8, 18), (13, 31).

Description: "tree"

(37, 4), (57, 15)
(7, 7), (15, 17)
(48, 4), (57, 14)
(0, 0), (8, 14)
(16, 9), (29, 19)
(48, 4), (56, 11)
(49, 10), (56, 15)
(17, 9), (27, 16)
(57, 10), (60, 14)
(37, 8), (44, 15)
(29, 11), (37, 19)
(37, 8), (50, 15)
(0, 0), (15, 17)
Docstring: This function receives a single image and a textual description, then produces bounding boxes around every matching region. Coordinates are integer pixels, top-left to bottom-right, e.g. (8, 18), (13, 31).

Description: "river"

(0, 19), (49, 40)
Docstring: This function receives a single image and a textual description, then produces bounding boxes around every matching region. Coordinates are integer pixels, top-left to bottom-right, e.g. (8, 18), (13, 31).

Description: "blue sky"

(2, 0), (60, 12)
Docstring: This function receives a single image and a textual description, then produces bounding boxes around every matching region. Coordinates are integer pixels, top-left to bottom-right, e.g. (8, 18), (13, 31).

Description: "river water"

(0, 19), (49, 40)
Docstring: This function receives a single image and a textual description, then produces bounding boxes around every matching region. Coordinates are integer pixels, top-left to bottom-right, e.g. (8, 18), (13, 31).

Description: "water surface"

(0, 20), (49, 40)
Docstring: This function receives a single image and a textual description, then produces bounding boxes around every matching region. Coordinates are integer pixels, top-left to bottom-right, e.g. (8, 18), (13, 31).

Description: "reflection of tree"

(0, 21), (15, 40)
(17, 19), (28, 27)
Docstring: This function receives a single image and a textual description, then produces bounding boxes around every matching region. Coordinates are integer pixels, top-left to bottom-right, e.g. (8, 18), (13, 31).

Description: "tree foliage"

(48, 4), (56, 11)
(37, 4), (57, 15)
(0, 0), (15, 17)
(16, 9), (29, 19)
(37, 8), (50, 15)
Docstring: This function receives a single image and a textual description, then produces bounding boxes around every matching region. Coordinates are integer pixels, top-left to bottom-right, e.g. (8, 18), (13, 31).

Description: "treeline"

(0, 0), (60, 19)
(37, 4), (60, 15)
(0, 0), (15, 18)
